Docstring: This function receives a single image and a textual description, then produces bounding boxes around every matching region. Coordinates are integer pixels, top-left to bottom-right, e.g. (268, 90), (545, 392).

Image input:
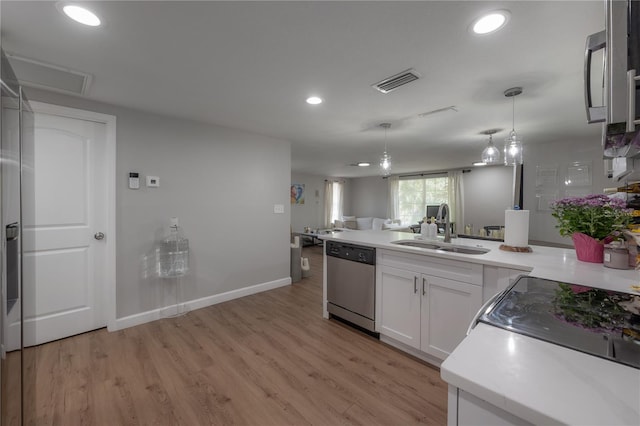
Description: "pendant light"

(379, 123), (392, 176)
(504, 87), (523, 165)
(480, 129), (501, 165)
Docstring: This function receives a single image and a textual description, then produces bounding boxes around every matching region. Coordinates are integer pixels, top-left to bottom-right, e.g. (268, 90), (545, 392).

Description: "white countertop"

(441, 323), (640, 426)
(320, 230), (640, 294)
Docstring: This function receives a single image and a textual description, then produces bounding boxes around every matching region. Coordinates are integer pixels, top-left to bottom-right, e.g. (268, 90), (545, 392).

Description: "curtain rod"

(383, 169), (472, 179)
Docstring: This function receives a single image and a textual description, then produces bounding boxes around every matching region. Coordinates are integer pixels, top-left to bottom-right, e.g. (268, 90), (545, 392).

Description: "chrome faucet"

(436, 203), (451, 243)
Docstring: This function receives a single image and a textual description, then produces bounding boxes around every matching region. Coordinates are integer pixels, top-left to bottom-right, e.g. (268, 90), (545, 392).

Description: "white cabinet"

(422, 276), (481, 359)
(448, 386), (532, 426)
(379, 266), (421, 348)
(482, 265), (529, 303)
(377, 250), (483, 359)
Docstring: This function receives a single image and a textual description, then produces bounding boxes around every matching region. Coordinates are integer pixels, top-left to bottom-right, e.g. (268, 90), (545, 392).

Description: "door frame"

(29, 101), (117, 332)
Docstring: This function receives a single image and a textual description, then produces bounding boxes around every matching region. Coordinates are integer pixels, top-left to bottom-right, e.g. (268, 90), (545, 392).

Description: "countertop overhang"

(441, 323), (640, 425)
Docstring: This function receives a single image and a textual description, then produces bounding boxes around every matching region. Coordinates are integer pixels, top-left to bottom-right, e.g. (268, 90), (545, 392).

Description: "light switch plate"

(146, 176), (160, 187)
(274, 204), (284, 214)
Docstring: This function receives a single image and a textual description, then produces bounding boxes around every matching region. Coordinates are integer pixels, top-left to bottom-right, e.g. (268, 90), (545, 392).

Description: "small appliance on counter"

(471, 276), (640, 369)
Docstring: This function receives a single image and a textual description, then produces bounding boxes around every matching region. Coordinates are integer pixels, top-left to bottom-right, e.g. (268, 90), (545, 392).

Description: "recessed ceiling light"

(471, 10), (509, 35)
(357, 162), (371, 167)
(473, 161), (487, 167)
(62, 5), (101, 27)
(306, 96), (323, 105)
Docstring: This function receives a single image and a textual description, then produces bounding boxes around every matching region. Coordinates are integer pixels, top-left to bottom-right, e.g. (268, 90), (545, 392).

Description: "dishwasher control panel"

(326, 240), (375, 265)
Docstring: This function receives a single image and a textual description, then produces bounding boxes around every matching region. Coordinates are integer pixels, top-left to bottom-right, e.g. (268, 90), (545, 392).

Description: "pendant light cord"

(511, 95), (516, 133)
(384, 126), (388, 152)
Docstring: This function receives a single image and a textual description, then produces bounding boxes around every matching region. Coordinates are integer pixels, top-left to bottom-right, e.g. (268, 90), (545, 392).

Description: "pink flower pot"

(571, 232), (604, 263)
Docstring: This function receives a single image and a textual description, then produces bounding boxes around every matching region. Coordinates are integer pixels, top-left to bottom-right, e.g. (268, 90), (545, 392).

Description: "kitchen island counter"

(319, 230), (639, 294)
(319, 230), (640, 425)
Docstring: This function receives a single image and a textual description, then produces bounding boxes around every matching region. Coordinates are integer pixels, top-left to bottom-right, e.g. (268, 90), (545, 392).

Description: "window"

(398, 176), (448, 225)
(324, 180), (344, 228)
(330, 182), (343, 223)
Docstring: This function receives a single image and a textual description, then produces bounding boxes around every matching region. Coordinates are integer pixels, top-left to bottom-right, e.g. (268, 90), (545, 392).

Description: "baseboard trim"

(110, 277), (292, 331)
(379, 334), (443, 368)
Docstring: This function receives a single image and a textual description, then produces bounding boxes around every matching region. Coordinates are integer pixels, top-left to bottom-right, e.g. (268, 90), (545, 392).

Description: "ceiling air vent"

(372, 69), (421, 94)
(6, 53), (92, 96)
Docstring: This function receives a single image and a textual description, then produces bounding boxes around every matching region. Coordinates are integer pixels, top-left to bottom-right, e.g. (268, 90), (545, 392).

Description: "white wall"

(25, 88), (292, 319)
(462, 166), (514, 231)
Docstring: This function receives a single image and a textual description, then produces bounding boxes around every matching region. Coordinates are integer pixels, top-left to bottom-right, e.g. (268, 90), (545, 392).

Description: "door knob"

(94, 232), (105, 240)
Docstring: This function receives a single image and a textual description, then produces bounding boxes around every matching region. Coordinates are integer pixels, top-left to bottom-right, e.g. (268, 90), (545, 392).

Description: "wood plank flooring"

(28, 245), (448, 425)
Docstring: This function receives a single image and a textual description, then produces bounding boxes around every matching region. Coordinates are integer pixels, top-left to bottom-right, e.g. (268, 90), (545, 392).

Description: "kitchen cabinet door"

(421, 276), (482, 359)
(379, 265), (421, 349)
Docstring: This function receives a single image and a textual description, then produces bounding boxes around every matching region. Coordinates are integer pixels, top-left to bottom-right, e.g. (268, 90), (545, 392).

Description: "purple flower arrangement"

(550, 194), (632, 241)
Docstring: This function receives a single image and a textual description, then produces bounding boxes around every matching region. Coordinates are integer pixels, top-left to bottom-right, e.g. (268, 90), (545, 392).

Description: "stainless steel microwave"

(585, 0), (640, 158)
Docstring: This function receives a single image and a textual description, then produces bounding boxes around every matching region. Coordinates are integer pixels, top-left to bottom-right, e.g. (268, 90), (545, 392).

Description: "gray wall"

(462, 166), (514, 231)
(524, 136), (606, 246)
(349, 176), (388, 219)
(25, 88), (291, 319)
(289, 173), (352, 231)
(346, 135), (607, 245)
(290, 172), (325, 232)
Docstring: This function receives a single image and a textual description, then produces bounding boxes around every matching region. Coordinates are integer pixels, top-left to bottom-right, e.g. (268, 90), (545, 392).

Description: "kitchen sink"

(390, 240), (490, 255)
(391, 240), (442, 250)
(437, 246), (490, 255)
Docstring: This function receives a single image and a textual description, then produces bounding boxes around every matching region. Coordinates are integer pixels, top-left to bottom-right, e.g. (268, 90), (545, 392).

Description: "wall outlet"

(274, 204), (284, 214)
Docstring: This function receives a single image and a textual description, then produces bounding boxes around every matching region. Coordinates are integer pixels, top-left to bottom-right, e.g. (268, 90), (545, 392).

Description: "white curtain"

(324, 180), (343, 228)
(447, 170), (464, 230)
(387, 175), (400, 221)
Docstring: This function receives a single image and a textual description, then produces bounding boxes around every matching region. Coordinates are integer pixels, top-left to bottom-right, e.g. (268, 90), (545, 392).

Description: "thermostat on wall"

(128, 172), (140, 189)
(146, 176), (160, 187)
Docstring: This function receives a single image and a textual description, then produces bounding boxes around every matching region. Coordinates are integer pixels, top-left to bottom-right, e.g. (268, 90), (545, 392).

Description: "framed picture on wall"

(291, 183), (305, 204)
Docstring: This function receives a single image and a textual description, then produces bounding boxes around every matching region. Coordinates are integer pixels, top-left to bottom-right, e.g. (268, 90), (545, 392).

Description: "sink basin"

(391, 240), (442, 250)
(390, 240), (490, 255)
(437, 246), (490, 255)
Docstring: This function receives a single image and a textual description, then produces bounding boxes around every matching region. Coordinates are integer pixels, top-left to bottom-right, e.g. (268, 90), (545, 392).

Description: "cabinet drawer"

(379, 249), (483, 285)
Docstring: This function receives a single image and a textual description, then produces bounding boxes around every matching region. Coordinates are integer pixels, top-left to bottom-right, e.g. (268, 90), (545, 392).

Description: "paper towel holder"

(500, 206), (532, 252)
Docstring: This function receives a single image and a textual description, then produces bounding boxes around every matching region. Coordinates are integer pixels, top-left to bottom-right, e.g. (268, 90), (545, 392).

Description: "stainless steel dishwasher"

(326, 240), (376, 333)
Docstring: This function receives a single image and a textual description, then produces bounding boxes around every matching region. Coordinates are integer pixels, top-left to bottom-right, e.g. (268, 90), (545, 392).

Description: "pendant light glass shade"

(503, 87), (524, 166)
(504, 129), (523, 165)
(379, 123), (392, 176)
(380, 152), (392, 176)
(481, 133), (501, 164)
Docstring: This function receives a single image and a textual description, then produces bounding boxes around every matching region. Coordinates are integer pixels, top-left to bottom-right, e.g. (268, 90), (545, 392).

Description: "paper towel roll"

(504, 210), (530, 247)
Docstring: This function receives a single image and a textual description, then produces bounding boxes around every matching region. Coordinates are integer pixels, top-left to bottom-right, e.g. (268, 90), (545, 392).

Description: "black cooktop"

(478, 276), (640, 369)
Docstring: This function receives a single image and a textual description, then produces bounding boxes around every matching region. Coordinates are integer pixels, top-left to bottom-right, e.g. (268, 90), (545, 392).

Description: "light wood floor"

(29, 245), (448, 425)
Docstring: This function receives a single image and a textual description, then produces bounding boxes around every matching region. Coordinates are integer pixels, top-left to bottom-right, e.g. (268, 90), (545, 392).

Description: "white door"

(15, 105), (115, 347)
